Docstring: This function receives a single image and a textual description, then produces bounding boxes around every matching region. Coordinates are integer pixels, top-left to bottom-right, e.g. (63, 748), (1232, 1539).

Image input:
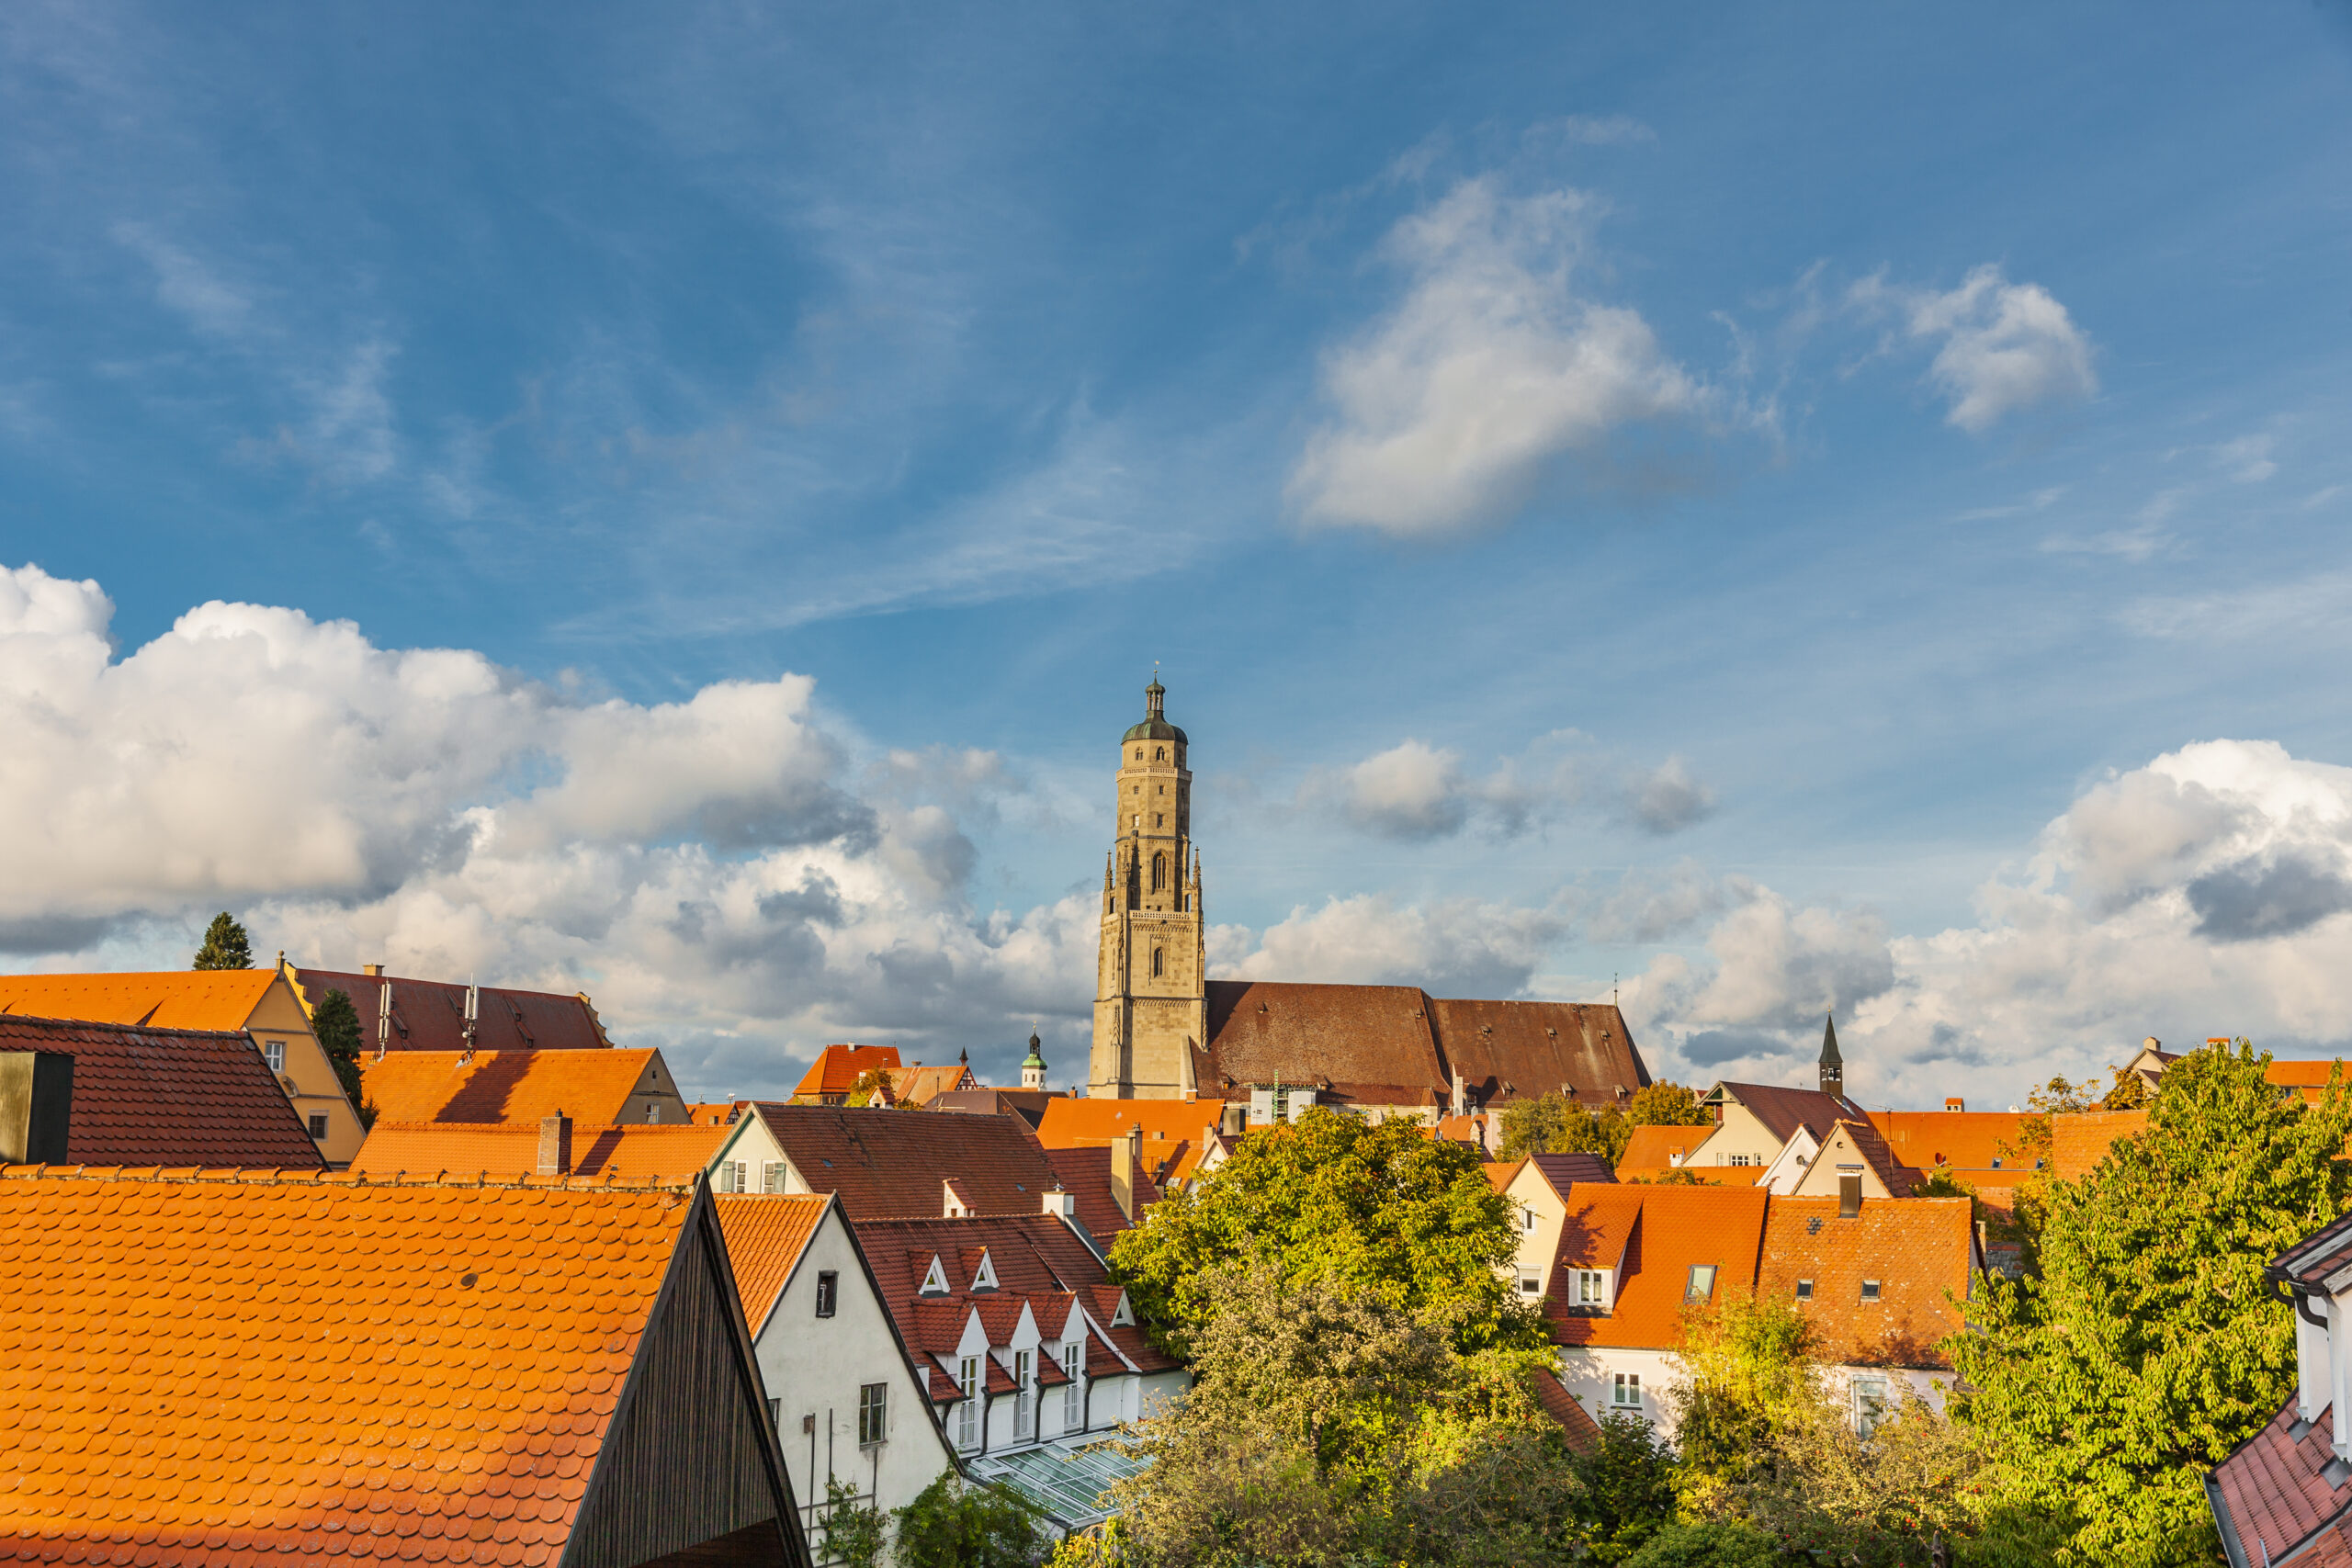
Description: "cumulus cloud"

(0, 562), (1091, 1096)
(1296, 735), (1718, 842)
(1210, 892), (1567, 999)
(1625, 739), (2352, 1105)
(1288, 176), (1703, 536)
(1853, 264), (2096, 433)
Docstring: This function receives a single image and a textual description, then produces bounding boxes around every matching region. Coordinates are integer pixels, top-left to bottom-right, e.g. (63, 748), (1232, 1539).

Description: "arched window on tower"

(1152, 948), (1164, 978)
(1155, 746), (1164, 760)
(1151, 852), (1166, 892)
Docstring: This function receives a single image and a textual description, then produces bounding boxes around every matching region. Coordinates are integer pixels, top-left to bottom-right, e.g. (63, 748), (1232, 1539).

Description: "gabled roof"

(287, 965), (612, 1053)
(0, 970), (280, 1032)
(1616, 1124), (1713, 1173)
(1710, 1081), (1870, 1145)
(1426, 998), (1651, 1106)
(1545, 1185), (1771, 1349)
(2207, 1397), (2352, 1567)
(1757, 1195), (1972, 1369)
(754, 1103), (1065, 1222)
(1201, 980), (1447, 1106)
(1818, 1119), (1924, 1198)
(1042, 1144), (1161, 1236)
(715, 1194), (834, 1335)
(359, 1047), (671, 1125)
(855, 1213), (1180, 1382)
(2051, 1109), (2151, 1180)
(1483, 1159), (1523, 1193)
(0, 1167), (795, 1566)
(1868, 1111), (2037, 1172)
(1035, 1096), (1215, 1148)
(886, 1064), (978, 1106)
(351, 1120), (730, 1181)
(0, 1013), (323, 1169)
(795, 1043), (903, 1098)
(926, 1088), (1061, 1127)
(1528, 1152), (1618, 1193)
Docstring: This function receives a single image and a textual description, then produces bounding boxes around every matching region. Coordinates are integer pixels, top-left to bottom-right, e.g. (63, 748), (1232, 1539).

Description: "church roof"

(1427, 998), (1650, 1102)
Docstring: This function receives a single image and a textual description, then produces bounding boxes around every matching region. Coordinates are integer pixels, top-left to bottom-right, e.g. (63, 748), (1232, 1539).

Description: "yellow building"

(0, 969), (365, 1164)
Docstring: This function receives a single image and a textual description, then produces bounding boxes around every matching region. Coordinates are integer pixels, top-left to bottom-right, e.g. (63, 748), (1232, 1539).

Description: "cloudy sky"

(4, 2), (2350, 1106)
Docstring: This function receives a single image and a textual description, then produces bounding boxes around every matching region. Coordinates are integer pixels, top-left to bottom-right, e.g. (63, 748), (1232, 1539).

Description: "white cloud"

(1854, 264), (2097, 433)
(1295, 734), (1717, 842)
(1288, 176), (1703, 536)
(1211, 892), (1567, 999)
(2216, 434), (2278, 484)
(1624, 739), (2352, 1105)
(0, 562), (1092, 1094)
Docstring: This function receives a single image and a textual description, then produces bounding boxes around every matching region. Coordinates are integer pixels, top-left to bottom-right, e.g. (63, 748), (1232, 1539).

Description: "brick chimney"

(1112, 1125), (1143, 1223)
(362, 963), (384, 976)
(0, 1051), (72, 1165)
(1042, 1187), (1077, 1222)
(537, 1111), (572, 1176)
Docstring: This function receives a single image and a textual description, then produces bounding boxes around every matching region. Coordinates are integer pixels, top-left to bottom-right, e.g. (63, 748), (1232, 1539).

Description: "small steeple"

(1145, 675), (1165, 720)
(1819, 1012), (1844, 1098)
(1022, 1030), (1046, 1090)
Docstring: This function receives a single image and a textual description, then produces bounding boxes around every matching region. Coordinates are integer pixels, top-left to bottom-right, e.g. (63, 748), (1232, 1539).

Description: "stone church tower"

(1089, 679), (1205, 1100)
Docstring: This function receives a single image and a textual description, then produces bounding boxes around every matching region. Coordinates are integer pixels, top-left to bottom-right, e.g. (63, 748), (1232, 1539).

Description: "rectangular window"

(1685, 1264), (1718, 1303)
(1062, 1340), (1082, 1429)
(815, 1270), (839, 1318)
(1577, 1269), (1606, 1306)
(1851, 1373), (1890, 1438)
(1860, 1280), (1882, 1303)
(1517, 1269), (1543, 1296)
(1013, 1349), (1034, 1440)
(957, 1358), (980, 1450)
(858, 1382), (887, 1446)
(1612, 1371), (1642, 1409)
(647, 1103), (661, 1123)
(307, 1113), (329, 1140)
(264, 1040), (286, 1072)
(762, 1161), (785, 1193)
(1522, 1209), (1538, 1233)
(731, 1160), (748, 1192)
(768, 1397), (782, 1430)
(1795, 1279), (1814, 1301)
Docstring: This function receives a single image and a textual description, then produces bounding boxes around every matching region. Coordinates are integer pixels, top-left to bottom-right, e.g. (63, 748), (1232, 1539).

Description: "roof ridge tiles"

(0, 1162), (696, 1192)
(0, 1010), (264, 1041)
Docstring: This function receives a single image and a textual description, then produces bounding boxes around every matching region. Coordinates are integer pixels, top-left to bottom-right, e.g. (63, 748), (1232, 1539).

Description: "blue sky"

(4, 2), (2351, 1103)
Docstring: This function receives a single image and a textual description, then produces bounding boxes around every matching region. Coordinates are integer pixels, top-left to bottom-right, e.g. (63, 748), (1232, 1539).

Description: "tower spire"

(1819, 1011), (1844, 1098)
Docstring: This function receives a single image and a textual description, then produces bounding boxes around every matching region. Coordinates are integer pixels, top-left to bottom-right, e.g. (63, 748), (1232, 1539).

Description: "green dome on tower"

(1122, 677), (1188, 744)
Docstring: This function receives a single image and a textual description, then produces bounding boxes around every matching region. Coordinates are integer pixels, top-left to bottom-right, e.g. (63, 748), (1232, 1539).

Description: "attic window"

(1860, 1280), (1882, 1303)
(1796, 1279), (1814, 1301)
(1989, 1157), (2002, 1169)
(972, 1251), (999, 1292)
(920, 1257), (949, 1296)
(1685, 1264), (1718, 1303)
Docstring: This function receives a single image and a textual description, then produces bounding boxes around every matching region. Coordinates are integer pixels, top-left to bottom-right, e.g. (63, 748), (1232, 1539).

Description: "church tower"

(1819, 1012), (1844, 1099)
(1089, 679), (1205, 1100)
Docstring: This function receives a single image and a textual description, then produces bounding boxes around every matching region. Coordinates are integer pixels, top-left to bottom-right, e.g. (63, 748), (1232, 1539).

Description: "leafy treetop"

(311, 988), (366, 1105)
(1499, 1080), (1711, 1163)
(192, 912), (253, 971)
(1108, 1107), (1541, 1354)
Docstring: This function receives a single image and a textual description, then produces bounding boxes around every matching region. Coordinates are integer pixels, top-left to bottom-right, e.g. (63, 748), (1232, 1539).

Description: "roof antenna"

(461, 977), (480, 1061)
(1612, 972), (1619, 1007)
(375, 980), (392, 1063)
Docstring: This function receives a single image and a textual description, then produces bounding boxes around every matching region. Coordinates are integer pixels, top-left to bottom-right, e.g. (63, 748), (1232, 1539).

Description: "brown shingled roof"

(1202, 980), (1445, 1104)
(1713, 1081), (1870, 1145)
(288, 966), (613, 1053)
(0, 1013), (324, 1170)
(1427, 998), (1650, 1108)
(1042, 1144), (1161, 1236)
(754, 1103), (1073, 1223)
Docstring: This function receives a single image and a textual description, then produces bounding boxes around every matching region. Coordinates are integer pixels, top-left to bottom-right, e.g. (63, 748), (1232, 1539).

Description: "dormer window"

(971, 1251), (999, 1292)
(920, 1256), (949, 1296)
(1110, 1292), (1135, 1326)
(1576, 1269), (1608, 1307)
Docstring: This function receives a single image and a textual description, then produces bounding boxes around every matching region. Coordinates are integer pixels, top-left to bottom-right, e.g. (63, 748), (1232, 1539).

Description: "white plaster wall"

(1561, 1345), (1950, 1446)
(752, 1209), (958, 1544)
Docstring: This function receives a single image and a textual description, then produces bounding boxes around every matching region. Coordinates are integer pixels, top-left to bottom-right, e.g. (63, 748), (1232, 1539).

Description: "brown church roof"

(1202, 981), (1445, 1105)
(1428, 998), (1650, 1106)
(0, 1013), (324, 1170)
(288, 966), (612, 1053)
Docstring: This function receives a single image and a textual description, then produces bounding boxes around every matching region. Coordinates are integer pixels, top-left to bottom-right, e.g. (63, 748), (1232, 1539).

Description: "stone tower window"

(1151, 852), (1166, 891)
(1152, 948), (1164, 977)
(1156, 747), (1165, 760)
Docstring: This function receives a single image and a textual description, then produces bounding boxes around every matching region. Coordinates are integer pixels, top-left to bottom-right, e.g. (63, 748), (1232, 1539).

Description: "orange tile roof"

(687, 1100), (748, 1126)
(1869, 1111), (2037, 1172)
(288, 966), (612, 1053)
(358, 1047), (665, 1124)
(795, 1043), (903, 1098)
(352, 1120), (730, 1181)
(1483, 1159), (1523, 1193)
(1616, 1123), (1711, 1172)
(885, 1064), (977, 1105)
(1757, 1195), (1973, 1369)
(0, 1013), (324, 1169)
(715, 1194), (833, 1334)
(0, 1166), (699, 1564)
(1035, 1096), (1216, 1148)
(1546, 1185), (1771, 1349)
(0, 970), (280, 1032)
(1529, 1371), (1603, 1453)
(2051, 1109), (2151, 1180)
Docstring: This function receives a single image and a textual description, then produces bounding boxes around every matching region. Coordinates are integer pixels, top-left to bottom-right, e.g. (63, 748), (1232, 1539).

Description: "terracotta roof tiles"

(1529, 1371), (1603, 1454)
(0, 1013), (323, 1169)
(1756, 1196), (1973, 1369)
(714, 1194), (833, 1335)
(1042, 1144), (1160, 1236)
(1546, 1185), (1770, 1349)
(795, 1044), (902, 1098)
(2210, 1397), (2352, 1567)
(2052, 1109), (2151, 1180)
(359, 1047), (674, 1125)
(0, 970), (280, 1032)
(0, 1166), (699, 1564)
(353, 1120), (732, 1182)
(1615, 1124), (1713, 1173)
(1868, 1111), (2038, 1174)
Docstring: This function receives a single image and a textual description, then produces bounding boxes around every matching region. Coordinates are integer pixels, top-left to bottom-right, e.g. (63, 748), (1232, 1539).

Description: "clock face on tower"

(1090, 680), (1206, 1100)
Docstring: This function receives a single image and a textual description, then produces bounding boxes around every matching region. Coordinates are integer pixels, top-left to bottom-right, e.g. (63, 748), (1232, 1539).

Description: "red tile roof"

(1042, 1144), (1162, 1236)
(0, 1013), (323, 1169)
(1546, 1185), (1771, 1349)
(1821, 1118), (1926, 1198)
(1529, 1371), (1603, 1454)
(1035, 1096), (1216, 1148)
(886, 1063), (978, 1105)
(351, 1120), (731, 1181)
(715, 1194), (834, 1334)
(1869, 1111), (2038, 1173)
(1714, 1081), (1869, 1145)
(1483, 1159), (1522, 1193)
(755, 1103), (1062, 1220)
(0, 971), (281, 1032)
(0, 1166), (719, 1565)
(1756, 1196), (1973, 1369)
(2210, 1397), (2352, 1567)
(288, 966), (613, 1053)
(359, 1047), (675, 1125)
(2051, 1109), (2151, 1180)
(1426, 998), (1650, 1107)
(795, 1044), (903, 1098)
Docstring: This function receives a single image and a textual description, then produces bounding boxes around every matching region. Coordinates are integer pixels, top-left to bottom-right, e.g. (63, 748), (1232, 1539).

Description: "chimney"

(1112, 1125), (1142, 1223)
(1219, 1100), (1246, 1137)
(1042, 1187), (1077, 1222)
(362, 963), (384, 977)
(1838, 1173), (1862, 1218)
(1450, 1069), (1466, 1118)
(1945, 1097), (1965, 1112)
(0, 1052), (72, 1165)
(537, 1111), (572, 1176)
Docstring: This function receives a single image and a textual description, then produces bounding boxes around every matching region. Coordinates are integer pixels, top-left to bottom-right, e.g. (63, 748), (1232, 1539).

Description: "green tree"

(1669, 1292), (1819, 1506)
(1620, 1521), (1781, 1568)
(1091, 1264), (1581, 1567)
(192, 912), (253, 970)
(1499, 1093), (1631, 1162)
(1951, 1040), (2352, 1565)
(890, 1474), (1051, 1568)
(1567, 1411), (1681, 1565)
(820, 1476), (887, 1568)
(1109, 1108), (1539, 1354)
(1627, 1082), (1712, 1128)
(311, 988), (366, 1106)
(844, 1066), (895, 1107)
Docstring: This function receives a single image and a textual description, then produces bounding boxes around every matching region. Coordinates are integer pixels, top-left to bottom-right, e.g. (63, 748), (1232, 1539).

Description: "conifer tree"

(311, 987), (366, 1105)
(191, 912), (253, 970)
(1951, 1041), (2352, 1565)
